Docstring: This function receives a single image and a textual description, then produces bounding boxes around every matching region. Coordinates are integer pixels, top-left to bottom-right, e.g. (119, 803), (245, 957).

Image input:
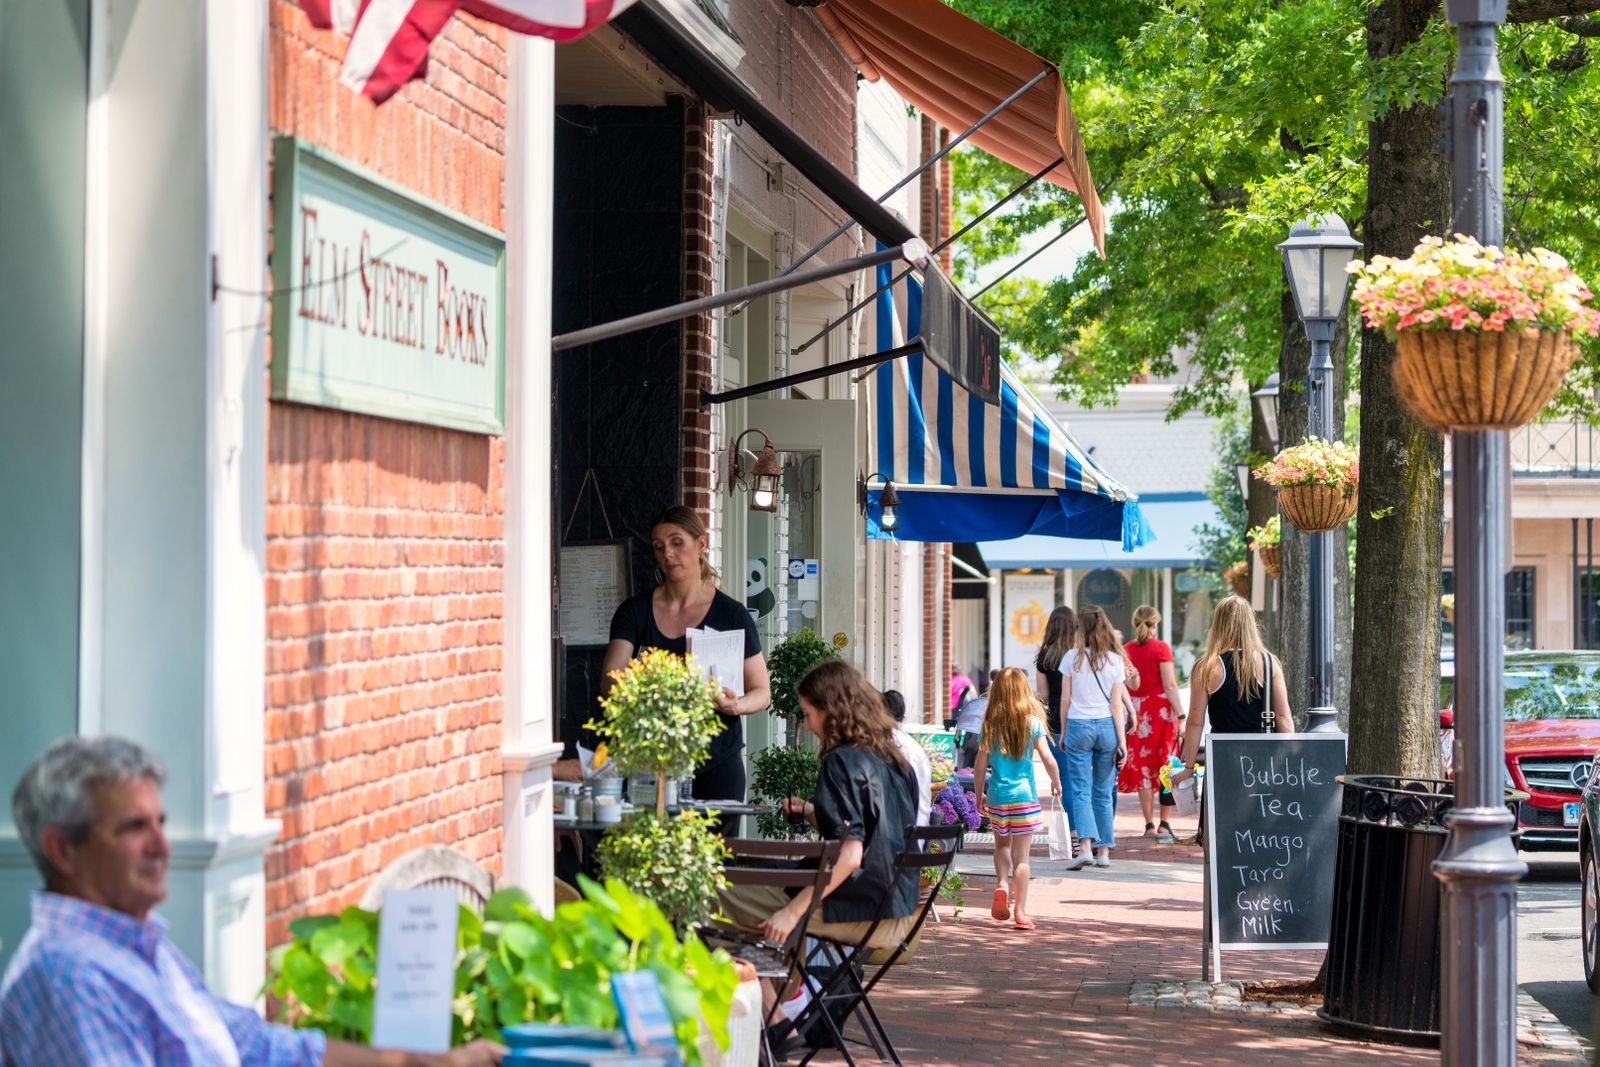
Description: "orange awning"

(813, 0), (1107, 257)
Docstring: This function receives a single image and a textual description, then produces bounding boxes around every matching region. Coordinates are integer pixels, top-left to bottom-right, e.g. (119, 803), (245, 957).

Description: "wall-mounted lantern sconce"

(728, 428), (783, 512)
(858, 472), (902, 532)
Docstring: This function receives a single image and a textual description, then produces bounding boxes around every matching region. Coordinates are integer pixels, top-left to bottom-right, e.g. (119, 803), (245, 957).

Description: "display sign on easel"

(1201, 733), (1346, 980)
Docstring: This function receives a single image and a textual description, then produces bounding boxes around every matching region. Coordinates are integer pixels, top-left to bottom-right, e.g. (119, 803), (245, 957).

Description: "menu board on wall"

(559, 540), (632, 649)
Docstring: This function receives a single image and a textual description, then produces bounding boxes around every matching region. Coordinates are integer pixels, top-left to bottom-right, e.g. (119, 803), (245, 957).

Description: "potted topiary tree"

(1349, 234), (1600, 430)
(766, 627), (837, 746)
(588, 648), (729, 929)
(1253, 437), (1360, 533)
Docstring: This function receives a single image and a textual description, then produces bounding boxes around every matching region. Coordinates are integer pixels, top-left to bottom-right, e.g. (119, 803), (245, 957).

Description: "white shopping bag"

(1046, 798), (1073, 860)
(1170, 775), (1200, 819)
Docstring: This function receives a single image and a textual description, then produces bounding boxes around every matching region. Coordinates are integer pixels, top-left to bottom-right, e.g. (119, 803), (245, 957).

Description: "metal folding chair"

(794, 824), (961, 1066)
(701, 837), (844, 1067)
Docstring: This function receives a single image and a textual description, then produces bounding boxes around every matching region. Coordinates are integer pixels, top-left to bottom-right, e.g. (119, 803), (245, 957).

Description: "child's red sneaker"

(990, 887), (1010, 921)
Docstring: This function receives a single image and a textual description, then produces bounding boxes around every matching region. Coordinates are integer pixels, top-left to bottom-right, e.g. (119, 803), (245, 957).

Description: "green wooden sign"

(270, 137), (506, 433)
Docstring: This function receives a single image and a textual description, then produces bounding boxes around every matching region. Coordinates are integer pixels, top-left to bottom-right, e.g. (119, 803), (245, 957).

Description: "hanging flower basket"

(1247, 516), (1282, 579)
(1277, 483), (1359, 532)
(1254, 439), (1360, 534)
(1222, 560), (1249, 597)
(1441, 594), (1455, 625)
(1350, 235), (1600, 431)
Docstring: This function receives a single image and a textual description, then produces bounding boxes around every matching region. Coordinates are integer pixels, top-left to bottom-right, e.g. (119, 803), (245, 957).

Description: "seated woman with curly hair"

(717, 659), (921, 951)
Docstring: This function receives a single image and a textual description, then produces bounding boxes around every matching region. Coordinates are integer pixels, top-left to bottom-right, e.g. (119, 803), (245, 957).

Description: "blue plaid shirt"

(0, 892), (325, 1067)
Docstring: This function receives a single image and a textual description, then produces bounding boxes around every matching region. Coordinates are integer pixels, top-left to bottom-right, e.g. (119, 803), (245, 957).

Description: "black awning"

(952, 542), (991, 600)
(617, 2), (915, 250)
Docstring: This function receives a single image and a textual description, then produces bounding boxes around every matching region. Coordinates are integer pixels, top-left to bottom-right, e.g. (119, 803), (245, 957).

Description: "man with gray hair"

(0, 736), (504, 1067)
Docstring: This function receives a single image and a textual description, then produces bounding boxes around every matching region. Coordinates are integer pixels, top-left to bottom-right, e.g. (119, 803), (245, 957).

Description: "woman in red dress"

(1118, 605), (1187, 838)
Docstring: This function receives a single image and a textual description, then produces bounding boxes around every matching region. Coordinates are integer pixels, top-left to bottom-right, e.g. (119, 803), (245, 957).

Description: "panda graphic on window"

(746, 556), (776, 622)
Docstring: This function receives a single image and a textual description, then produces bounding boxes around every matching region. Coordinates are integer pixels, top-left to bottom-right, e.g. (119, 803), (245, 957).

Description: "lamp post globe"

(1276, 214), (1363, 343)
(1253, 372), (1281, 452)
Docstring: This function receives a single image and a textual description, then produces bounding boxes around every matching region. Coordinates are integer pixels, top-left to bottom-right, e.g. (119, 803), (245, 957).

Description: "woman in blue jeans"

(1034, 606), (1077, 814)
(1057, 605), (1131, 870)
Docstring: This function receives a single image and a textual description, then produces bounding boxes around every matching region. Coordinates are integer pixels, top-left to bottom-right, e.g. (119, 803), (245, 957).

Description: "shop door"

(744, 399), (859, 661)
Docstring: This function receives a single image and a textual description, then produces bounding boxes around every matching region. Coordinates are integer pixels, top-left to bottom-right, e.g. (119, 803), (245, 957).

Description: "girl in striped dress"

(973, 667), (1062, 930)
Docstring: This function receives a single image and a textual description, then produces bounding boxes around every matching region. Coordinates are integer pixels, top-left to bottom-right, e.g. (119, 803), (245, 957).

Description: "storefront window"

(1441, 567), (1536, 650)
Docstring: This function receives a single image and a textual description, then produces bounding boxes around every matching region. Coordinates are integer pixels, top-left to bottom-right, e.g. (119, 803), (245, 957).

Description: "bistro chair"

(701, 836), (844, 1067)
(793, 824), (961, 1067)
(359, 844), (496, 916)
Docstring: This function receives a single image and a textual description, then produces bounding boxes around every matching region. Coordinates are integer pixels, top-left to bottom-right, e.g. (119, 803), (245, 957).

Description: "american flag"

(298, 0), (638, 103)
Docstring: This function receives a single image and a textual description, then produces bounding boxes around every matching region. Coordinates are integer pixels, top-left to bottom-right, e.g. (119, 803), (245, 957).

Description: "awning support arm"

(700, 340), (923, 407)
(792, 155), (1065, 357)
(951, 553), (991, 582)
(551, 241), (927, 352)
(735, 66), (1054, 309)
(970, 213), (1085, 301)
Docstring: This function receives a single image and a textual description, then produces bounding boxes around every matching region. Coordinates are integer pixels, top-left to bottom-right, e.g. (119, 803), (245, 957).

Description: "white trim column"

(502, 34), (561, 914)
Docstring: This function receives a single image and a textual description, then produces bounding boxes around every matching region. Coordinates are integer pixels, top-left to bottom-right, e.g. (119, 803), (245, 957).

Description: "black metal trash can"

(1319, 776), (1523, 1044)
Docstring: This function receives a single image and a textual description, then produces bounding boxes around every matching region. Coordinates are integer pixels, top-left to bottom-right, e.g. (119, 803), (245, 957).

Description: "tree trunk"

(1348, 0), (1449, 777)
(1247, 399), (1280, 651)
(1276, 289), (1354, 728)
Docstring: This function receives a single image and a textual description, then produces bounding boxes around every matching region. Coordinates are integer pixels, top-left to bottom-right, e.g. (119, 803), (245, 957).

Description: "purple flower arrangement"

(933, 783), (981, 831)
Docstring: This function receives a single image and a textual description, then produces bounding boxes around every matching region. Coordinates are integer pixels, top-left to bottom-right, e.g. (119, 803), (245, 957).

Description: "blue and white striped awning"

(865, 268), (1153, 551)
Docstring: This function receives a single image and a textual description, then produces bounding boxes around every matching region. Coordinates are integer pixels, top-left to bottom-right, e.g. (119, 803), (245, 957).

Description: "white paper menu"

(687, 627), (746, 698)
(371, 888), (459, 1053)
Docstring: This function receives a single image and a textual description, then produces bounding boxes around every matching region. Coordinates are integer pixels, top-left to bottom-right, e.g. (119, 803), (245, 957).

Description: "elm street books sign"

(271, 137), (505, 434)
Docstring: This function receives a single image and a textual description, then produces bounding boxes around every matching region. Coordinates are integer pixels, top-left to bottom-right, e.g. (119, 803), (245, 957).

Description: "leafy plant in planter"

(767, 628), (837, 743)
(596, 808), (730, 929)
(1253, 437), (1360, 533)
(749, 743), (821, 840)
(590, 648), (720, 817)
(265, 877), (739, 1065)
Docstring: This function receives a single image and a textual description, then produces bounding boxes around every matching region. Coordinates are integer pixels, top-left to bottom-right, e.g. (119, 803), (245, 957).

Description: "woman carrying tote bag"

(1058, 606), (1132, 871)
(1170, 596), (1294, 800)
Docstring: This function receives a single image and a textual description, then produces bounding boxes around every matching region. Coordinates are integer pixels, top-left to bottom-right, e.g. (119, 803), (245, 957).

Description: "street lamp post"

(1277, 216), (1361, 736)
(1434, 1), (1526, 1062)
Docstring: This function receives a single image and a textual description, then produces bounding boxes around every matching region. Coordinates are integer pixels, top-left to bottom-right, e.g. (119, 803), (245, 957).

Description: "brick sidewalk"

(800, 807), (1583, 1066)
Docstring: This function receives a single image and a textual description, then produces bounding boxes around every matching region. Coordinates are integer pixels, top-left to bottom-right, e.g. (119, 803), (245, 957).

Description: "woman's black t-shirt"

(812, 746), (919, 923)
(608, 588), (761, 767)
(1037, 660), (1064, 735)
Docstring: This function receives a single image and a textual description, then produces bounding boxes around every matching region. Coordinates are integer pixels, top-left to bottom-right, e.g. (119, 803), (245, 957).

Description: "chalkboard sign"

(1204, 733), (1346, 972)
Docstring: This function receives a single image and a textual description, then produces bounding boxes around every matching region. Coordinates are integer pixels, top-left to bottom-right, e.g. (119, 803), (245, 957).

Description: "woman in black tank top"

(1171, 596), (1293, 788)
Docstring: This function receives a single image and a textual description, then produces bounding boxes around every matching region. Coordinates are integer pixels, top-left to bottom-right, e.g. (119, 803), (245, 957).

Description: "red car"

(1443, 651), (1600, 850)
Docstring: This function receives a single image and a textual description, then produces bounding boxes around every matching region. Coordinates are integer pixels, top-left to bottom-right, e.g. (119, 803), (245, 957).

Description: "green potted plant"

(265, 877), (741, 1065)
(1253, 437), (1360, 533)
(591, 648), (721, 817)
(1441, 593), (1455, 625)
(748, 744), (820, 840)
(1247, 516), (1282, 579)
(767, 628), (837, 745)
(1350, 234), (1600, 430)
(588, 648), (729, 929)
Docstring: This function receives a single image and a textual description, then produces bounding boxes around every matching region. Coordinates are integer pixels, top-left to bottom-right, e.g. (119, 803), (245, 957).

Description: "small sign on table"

(371, 888), (461, 1052)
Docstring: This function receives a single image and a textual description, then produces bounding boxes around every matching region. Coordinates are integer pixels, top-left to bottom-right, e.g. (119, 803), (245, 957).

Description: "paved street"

(1520, 854), (1594, 1054)
(814, 809), (1595, 1065)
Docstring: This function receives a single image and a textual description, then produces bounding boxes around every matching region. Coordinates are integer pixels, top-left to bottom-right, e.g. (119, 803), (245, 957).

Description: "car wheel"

(1584, 839), (1600, 993)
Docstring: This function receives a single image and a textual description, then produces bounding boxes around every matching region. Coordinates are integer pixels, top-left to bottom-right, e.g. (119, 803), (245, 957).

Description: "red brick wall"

(263, 3), (508, 947)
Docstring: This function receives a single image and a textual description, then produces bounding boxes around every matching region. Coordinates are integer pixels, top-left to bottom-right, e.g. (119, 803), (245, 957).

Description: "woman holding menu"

(602, 506), (771, 806)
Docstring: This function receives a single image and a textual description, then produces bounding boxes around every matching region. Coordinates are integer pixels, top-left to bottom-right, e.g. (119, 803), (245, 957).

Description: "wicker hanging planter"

(1278, 483), (1359, 532)
(1392, 328), (1579, 431)
(1257, 544), (1282, 579)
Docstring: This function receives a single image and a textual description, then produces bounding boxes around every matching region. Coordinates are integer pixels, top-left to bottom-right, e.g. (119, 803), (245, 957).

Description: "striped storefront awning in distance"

(297, 0), (637, 103)
(866, 271), (1153, 551)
